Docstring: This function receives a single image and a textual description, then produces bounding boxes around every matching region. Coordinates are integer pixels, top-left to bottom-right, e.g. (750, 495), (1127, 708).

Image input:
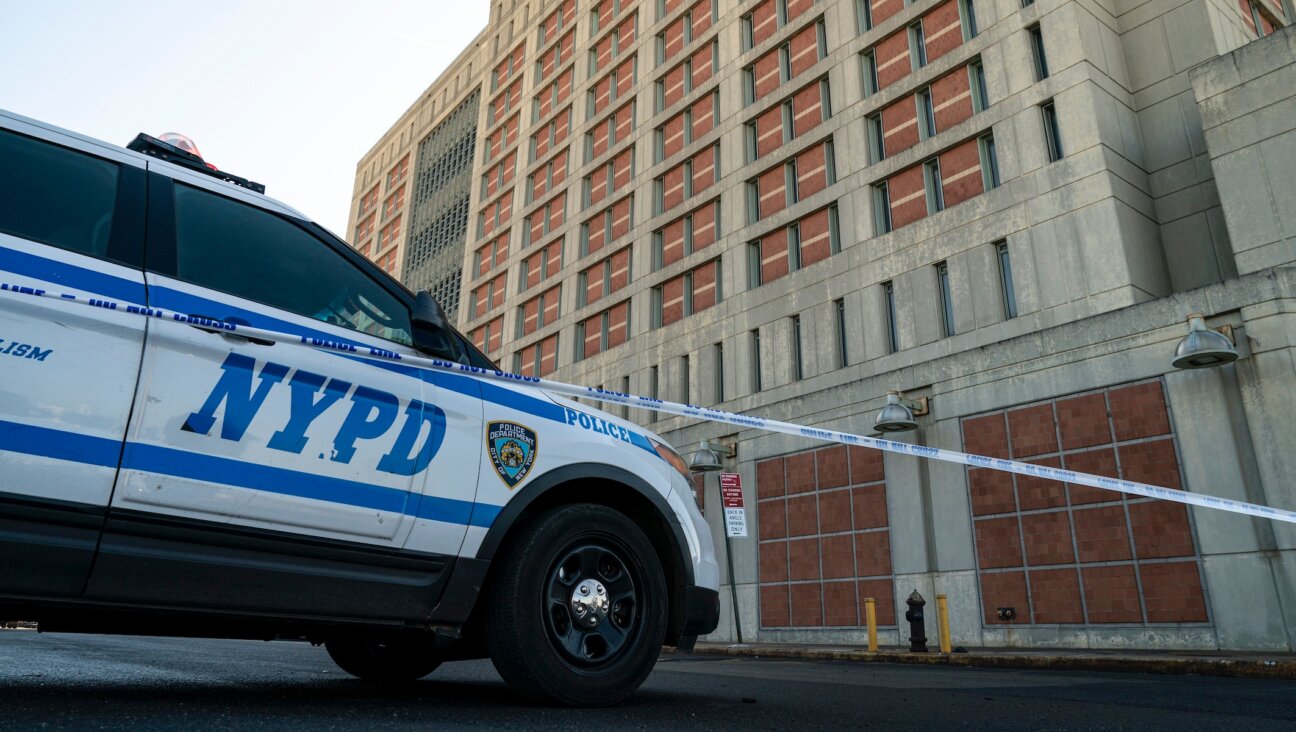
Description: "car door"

(84, 171), (484, 621)
(0, 116), (147, 597)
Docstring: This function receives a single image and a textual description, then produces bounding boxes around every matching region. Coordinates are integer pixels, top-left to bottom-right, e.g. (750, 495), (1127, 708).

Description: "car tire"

(484, 503), (667, 706)
(324, 636), (442, 683)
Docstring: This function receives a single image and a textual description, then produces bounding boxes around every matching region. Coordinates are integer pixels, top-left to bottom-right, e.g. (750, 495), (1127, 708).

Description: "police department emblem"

(487, 421), (537, 489)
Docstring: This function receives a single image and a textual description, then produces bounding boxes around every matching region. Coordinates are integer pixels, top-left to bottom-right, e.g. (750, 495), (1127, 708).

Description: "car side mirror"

(411, 291), (464, 362)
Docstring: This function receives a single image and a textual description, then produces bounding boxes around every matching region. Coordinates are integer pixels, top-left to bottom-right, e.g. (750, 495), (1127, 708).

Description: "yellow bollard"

(864, 597), (878, 652)
(936, 594), (952, 654)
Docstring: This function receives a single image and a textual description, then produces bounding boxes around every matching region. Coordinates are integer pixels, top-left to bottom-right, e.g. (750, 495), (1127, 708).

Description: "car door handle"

(187, 314), (276, 346)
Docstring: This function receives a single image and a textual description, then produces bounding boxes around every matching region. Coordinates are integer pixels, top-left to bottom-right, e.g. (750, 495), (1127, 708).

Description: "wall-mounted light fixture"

(874, 390), (930, 433)
(1171, 312), (1238, 370)
(689, 439), (736, 472)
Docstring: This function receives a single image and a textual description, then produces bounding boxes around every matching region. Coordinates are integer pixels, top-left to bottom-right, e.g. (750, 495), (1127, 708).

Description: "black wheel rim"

(543, 538), (642, 668)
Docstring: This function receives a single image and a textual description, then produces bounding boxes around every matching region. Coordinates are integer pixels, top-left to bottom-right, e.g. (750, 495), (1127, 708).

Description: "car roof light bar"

(126, 133), (266, 194)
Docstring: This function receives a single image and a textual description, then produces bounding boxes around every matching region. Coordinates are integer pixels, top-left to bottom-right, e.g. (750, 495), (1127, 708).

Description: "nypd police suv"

(0, 109), (719, 706)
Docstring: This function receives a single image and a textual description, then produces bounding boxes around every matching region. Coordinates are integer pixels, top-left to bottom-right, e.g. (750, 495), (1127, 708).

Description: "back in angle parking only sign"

(720, 472), (747, 538)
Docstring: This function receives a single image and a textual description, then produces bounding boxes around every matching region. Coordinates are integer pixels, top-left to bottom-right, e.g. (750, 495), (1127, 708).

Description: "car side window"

(172, 183), (413, 346)
(0, 128), (119, 260)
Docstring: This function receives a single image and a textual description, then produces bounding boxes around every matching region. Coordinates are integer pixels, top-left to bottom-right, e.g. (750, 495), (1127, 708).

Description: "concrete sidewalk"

(683, 642), (1296, 680)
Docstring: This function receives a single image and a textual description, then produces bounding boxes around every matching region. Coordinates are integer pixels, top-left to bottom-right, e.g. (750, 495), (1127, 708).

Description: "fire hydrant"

(905, 590), (928, 652)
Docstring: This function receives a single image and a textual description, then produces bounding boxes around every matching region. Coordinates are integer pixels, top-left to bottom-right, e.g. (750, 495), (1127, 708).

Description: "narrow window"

(917, 87), (936, 139)
(873, 182), (892, 234)
(960, 0), (978, 39)
(654, 80), (665, 112)
(909, 22), (927, 70)
(751, 328), (763, 392)
(829, 204), (841, 254)
(741, 13), (754, 51)
(791, 314), (804, 381)
(825, 139), (837, 185)
(936, 261), (955, 337)
(1028, 24), (1049, 80)
(923, 159), (944, 213)
(786, 160), (799, 205)
(746, 180), (760, 223)
(620, 375), (631, 419)
(653, 127), (665, 162)
(747, 241), (764, 289)
(574, 321), (586, 361)
(778, 43), (792, 82)
(653, 177), (664, 214)
(1041, 101), (1063, 162)
(651, 286), (663, 328)
(997, 241), (1018, 319)
(883, 281), (899, 353)
(781, 101), (794, 143)
(714, 342), (725, 402)
(650, 365), (660, 401)
(655, 32), (666, 65)
(577, 271), (589, 307)
(969, 59), (989, 112)
(744, 121), (758, 163)
(816, 19), (828, 60)
(743, 67), (756, 104)
(788, 223), (802, 272)
(980, 133), (1000, 189)
(857, 0), (874, 32)
(861, 50), (879, 96)
(834, 297), (848, 368)
(683, 271), (695, 316)
(681, 354), (691, 405)
(866, 113), (886, 162)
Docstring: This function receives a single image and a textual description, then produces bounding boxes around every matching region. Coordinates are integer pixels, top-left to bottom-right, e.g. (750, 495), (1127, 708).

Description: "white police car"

(0, 109), (719, 706)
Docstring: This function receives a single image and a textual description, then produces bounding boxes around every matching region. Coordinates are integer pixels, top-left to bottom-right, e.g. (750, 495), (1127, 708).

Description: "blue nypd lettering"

(183, 352), (446, 476)
(564, 407), (634, 444)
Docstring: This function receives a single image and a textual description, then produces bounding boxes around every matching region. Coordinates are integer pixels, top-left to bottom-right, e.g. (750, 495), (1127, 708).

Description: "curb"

(682, 644), (1296, 680)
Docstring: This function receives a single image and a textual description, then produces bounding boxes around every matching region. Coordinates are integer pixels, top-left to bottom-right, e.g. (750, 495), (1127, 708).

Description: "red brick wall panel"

(871, 0), (904, 26)
(1065, 447), (1120, 505)
(975, 517), (1023, 569)
(849, 445), (885, 485)
(819, 490), (851, 535)
(888, 164), (927, 229)
(663, 19), (685, 62)
(1007, 403), (1057, 459)
(980, 571), (1028, 624)
(796, 145), (829, 202)
(790, 583), (823, 627)
(757, 166), (787, 219)
(854, 530), (892, 576)
(751, 0), (777, 46)
(787, 494), (818, 537)
(1129, 501), (1195, 559)
(761, 584), (790, 626)
(690, 43), (714, 89)
(757, 457), (785, 499)
(931, 64), (974, 133)
(940, 138), (985, 209)
(693, 201), (717, 250)
(663, 64), (687, 108)
(858, 579), (896, 625)
(797, 206), (832, 267)
(923, 1), (964, 64)
(662, 164), (686, 211)
(785, 452), (817, 494)
(1082, 565), (1142, 623)
(1021, 511), (1075, 566)
(1109, 382), (1171, 441)
(663, 113), (686, 158)
(964, 414), (1009, 458)
(875, 30), (910, 90)
(824, 531), (855, 577)
(786, 0), (814, 22)
(692, 145), (717, 195)
(788, 22), (821, 78)
(823, 581), (858, 626)
(760, 540), (788, 582)
(660, 219), (685, 267)
(969, 468), (1015, 516)
(691, 0), (714, 35)
(1140, 561), (1208, 622)
(660, 274), (685, 326)
(752, 49), (781, 101)
(1057, 393), (1110, 451)
(609, 247), (630, 293)
(852, 485), (889, 529)
(788, 537), (821, 581)
(881, 96), (919, 156)
(760, 233), (789, 283)
(1030, 568), (1084, 623)
(1118, 438), (1182, 490)
(792, 81), (826, 138)
(692, 94), (716, 139)
(1072, 505), (1132, 563)
(607, 300), (629, 349)
(1016, 457), (1066, 511)
(760, 500), (787, 539)
(611, 196), (632, 240)
(816, 445), (849, 489)
(691, 260), (718, 313)
(756, 106), (784, 158)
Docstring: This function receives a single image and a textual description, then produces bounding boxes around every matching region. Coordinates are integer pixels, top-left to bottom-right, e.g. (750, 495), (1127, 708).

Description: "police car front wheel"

(484, 503), (667, 706)
(324, 636), (442, 683)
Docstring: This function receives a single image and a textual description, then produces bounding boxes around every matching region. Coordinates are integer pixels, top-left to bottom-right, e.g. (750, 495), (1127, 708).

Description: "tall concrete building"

(350, 0), (1296, 651)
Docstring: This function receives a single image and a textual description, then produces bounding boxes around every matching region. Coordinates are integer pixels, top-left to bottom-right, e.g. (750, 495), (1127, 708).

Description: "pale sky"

(0, 1), (490, 237)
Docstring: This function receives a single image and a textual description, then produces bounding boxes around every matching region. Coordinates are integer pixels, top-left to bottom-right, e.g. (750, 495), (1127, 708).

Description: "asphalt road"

(1, 632), (1294, 730)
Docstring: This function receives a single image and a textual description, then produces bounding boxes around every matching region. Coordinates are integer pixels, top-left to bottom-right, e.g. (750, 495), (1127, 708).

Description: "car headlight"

(650, 438), (692, 483)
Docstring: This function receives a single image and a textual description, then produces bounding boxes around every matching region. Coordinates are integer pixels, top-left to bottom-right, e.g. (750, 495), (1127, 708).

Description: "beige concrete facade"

(353, 1), (1296, 650)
